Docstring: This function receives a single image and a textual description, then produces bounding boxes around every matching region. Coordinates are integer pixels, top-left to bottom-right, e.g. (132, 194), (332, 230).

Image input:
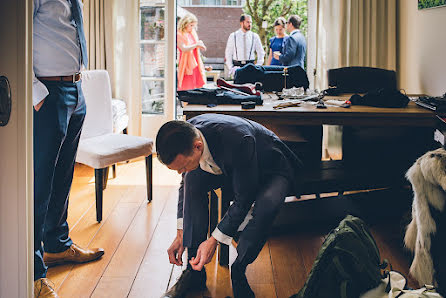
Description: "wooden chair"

(76, 70), (154, 222)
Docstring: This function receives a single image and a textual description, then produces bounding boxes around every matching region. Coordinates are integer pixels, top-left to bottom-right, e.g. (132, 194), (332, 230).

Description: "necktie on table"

(70, 0), (88, 68)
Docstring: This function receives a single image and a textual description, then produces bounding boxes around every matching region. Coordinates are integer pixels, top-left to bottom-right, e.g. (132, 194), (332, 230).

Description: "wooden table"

(182, 95), (436, 127)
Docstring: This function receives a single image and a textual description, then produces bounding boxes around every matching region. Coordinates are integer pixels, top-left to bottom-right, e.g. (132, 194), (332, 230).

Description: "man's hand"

(189, 236), (218, 271)
(273, 51), (281, 60)
(167, 229), (184, 266)
(34, 99), (45, 111)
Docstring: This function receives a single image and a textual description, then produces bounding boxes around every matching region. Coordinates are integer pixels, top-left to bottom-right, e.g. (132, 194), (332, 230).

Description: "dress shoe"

(44, 243), (104, 267)
(231, 264), (255, 298)
(161, 268), (207, 298)
(34, 278), (58, 298)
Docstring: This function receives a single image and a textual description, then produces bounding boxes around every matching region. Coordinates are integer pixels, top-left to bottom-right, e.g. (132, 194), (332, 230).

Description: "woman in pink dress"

(177, 14), (207, 91)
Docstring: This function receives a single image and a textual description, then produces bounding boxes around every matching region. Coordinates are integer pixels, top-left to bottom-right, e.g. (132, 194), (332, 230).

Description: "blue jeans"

(33, 80), (86, 280)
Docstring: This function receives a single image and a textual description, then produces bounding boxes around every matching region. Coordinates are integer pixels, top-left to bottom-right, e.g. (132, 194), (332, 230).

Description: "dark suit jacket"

(178, 114), (303, 238)
(279, 30), (306, 68)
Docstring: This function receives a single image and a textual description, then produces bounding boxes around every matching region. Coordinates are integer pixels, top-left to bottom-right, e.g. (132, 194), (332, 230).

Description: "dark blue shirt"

(269, 36), (288, 65)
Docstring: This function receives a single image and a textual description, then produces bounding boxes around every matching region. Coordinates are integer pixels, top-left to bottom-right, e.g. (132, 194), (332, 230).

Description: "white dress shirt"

(177, 129), (254, 246)
(225, 29), (265, 74)
(33, 0), (83, 106)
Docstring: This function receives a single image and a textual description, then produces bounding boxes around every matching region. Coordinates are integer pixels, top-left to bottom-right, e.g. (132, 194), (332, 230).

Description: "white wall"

(0, 0), (33, 297)
(398, 0), (446, 96)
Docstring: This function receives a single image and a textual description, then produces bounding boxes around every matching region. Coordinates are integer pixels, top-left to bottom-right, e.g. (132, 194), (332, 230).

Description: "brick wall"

(183, 7), (243, 59)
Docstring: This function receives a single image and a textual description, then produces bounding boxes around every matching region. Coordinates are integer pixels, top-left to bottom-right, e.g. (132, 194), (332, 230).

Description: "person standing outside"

(267, 17), (288, 66)
(225, 14), (265, 77)
(177, 14), (207, 91)
(33, 0), (104, 296)
(274, 15), (306, 69)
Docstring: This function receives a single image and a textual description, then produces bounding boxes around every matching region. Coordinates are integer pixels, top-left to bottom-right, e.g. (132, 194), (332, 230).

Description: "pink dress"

(177, 32), (205, 91)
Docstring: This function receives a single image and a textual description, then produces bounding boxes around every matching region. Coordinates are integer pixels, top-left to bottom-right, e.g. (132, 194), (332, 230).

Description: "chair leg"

(95, 168), (106, 222)
(112, 164), (117, 179)
(145, 155), (153, 202)
(208, 190), (218, 237)
(219, 189), (230, 266)
(103, 166), (109, 190)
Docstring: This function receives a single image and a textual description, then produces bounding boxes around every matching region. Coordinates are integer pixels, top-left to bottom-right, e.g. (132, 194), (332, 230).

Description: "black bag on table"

(291, 215), (387, 298)
(350, 88), (410, 108)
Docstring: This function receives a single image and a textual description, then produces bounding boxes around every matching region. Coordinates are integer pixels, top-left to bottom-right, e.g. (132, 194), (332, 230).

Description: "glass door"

(140, 0), (176, 139)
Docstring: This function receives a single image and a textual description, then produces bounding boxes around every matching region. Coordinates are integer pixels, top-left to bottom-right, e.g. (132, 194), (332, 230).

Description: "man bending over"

(157, 114), (302, 298)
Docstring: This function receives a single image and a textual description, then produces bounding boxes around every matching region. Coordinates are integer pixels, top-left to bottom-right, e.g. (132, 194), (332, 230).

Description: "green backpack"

(292, 215), (387, 298)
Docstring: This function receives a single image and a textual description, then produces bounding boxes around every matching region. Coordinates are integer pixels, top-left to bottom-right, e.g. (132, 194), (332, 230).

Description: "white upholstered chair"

(76, 70), (153, 222)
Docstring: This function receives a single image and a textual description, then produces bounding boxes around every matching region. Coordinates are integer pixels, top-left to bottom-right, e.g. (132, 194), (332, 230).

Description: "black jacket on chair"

(327, 66), (397, 93)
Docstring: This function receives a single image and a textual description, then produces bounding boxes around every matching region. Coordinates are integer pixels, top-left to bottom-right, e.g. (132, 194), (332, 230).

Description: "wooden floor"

(48, 158), (417, 298)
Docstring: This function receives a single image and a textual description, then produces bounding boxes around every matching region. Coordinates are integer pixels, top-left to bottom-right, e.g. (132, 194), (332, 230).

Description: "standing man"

(274, 15), (306, 69)
(157, 114), (302, 298)
(225, 14), (265, 77)
(33, 0), (104, 297)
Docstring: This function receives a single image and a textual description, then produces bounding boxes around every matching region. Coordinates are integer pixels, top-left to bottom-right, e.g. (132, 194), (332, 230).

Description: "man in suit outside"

(225, 14), (265, 78)
(274, 15), (306, 69)
(156, 114), (302, 298)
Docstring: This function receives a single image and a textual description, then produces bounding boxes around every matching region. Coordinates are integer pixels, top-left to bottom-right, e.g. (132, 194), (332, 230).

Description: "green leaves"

(418, 0), (446, 9)
(244, 0), (307, 48)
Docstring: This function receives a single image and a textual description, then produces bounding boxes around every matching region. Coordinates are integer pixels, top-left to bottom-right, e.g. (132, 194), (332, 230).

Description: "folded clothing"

(178, 88), (263, 106)
(111, 98), (128, 133)
(233, 63), (309, 92)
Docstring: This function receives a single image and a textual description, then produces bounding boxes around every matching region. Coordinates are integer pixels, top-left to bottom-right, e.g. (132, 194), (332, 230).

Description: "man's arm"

(167, 175), (185, 266)
(279, 36), (297, 66)
(177, 174), (185, 229)
(33, 74), (49, 110)
(190, 135), (259, 270)
(214, 135), (259, 240)
(225, 33), (235, 71)
(254, 34), (265, 65)
(32, 1), (48, 110)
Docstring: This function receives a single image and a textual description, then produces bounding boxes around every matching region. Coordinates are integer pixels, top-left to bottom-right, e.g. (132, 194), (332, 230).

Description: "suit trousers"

(181, 168), (289, 270)
(33, 80), (86, 280)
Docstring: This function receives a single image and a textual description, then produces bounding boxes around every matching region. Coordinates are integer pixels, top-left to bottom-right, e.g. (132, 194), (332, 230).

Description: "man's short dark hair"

(240, 14), (251, 22)
(156, 120), (199, 165)
(288, 15), (302, 29)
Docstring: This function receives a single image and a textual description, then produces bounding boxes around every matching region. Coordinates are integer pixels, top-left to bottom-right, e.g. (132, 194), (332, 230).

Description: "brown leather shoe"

(44, 243), (104, 267)
(34, 278), (58, 298)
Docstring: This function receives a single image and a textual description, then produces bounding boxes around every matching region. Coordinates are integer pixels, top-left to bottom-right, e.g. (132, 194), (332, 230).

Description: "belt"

(38, 72), (82, 83)
(233, 60), (255, 67)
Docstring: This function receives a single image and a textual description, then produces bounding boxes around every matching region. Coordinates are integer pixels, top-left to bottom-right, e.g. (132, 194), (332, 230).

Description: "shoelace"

(36, 279), (56, 297)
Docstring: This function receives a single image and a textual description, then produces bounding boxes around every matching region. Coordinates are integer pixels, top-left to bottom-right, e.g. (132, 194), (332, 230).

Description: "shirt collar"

(198, 129), (212, 164)
(238, 29), (250, 35)
(291, 29), (300, 35)
(197, 129), (222, 175)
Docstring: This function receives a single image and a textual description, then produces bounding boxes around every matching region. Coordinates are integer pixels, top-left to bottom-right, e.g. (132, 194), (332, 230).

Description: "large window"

(177, 0), (245, 7)
(140, 1), (166, 114)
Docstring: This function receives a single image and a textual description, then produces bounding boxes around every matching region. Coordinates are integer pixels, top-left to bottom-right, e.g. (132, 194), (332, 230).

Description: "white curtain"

(311, 0), (397, 91)
(83, 0), (115, 86)
(112, 0), (142, 136)
(84, 0), (142, 136)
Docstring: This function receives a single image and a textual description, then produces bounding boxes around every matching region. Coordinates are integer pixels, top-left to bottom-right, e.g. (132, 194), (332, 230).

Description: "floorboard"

(48, 159), (418, 298)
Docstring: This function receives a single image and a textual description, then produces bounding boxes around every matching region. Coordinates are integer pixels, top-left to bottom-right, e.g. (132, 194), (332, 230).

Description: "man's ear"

(194, 138), (203, 151)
